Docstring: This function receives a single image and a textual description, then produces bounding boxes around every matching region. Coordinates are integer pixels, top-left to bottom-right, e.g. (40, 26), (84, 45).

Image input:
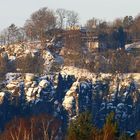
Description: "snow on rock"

(39, 79), (49, 88)
(61, 66), (92, 79)
(5, 73), (22, 84)
(9, 56), (16, 61)
(26, 88), (34, 97)
(54, 100), (59, 105)
(33, 87), (39, 94)
(0, 92), (5, 104)
(61, 66), (140, 92)
(117, 103), (125, 109)
(62, 79), (79, 116)
(80, 81), (90, 89)
(0, 92), (5, 97)
(31, 49), (39, 57)
(65, 80), (79, 96)
(107, 103), (114, 110)
(1, 42), (63, 76)
(43, 50), (54, 61)
(25, 73), (35, 82)
(0, 70), (140, 133)
(125, 41), (140, 51)
(31, 81), (37, 87)
(37, 87), (42, 94)
(43, 50), (55, 73)
(6, 82), (19, 90)
(62, 96), (74, 110)
(25, 81), (33, 88)
(24, 49), (30, 55)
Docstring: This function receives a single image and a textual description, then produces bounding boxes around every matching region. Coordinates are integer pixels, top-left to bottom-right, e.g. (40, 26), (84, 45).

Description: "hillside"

(0, 38), (140, 139)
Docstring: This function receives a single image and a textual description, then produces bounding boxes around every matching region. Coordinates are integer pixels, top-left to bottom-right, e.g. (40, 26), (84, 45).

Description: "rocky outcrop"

(0, 72), (140, 133)
(0, 41), (63, 74)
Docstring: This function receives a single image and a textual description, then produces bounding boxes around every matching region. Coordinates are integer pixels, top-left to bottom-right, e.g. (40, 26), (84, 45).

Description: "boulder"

(33, 87), (39, 95)
(25, 73), (35, 82)
(5, 73), (21, 83)
(25, 81), (33, 88)
(0, 92), (5, 104)
(0, 92), (5, 97)
(6, 83), (18, 90)
(37, 87), (42, 94)
(62, 96), (74, 110)
(39, 79), (49, 88)
(32, 49), (39, 56)
(26, 88), (34, 97)
(24, 49), (30, 55)
(31, 81), (37, 88)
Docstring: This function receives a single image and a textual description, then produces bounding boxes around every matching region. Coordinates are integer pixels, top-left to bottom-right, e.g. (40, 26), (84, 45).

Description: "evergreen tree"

(67, 112), (93, 140)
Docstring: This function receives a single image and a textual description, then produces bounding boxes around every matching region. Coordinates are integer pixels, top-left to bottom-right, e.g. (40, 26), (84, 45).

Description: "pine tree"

(67, 112), (93, 140)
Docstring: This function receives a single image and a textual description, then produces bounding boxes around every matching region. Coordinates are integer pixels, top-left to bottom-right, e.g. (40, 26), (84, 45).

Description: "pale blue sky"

(0, 0), (140, 30)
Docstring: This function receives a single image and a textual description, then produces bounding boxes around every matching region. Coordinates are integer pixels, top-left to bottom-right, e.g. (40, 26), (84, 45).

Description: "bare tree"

(0, 29), (8, 45)
(56, 8), (67, 29)
(17, 27), (26, 42)
(24, 7), (56, 46)
(113, 18), (123, 28)
(86, 17), (98, 30)
(0, 114), (61, 140)
(66, 10), (79, 27)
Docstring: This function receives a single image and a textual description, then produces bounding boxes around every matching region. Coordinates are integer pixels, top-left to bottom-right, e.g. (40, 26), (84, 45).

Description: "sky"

(0, 0), (140, 31)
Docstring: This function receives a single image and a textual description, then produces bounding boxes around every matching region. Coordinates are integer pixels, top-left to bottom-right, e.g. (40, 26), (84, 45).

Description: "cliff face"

(0, 72), (140, 134)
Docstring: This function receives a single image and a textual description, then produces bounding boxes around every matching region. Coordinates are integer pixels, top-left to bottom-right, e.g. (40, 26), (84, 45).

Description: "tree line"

(1, 7), (140, 47)
(0, 7), (79, 46)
